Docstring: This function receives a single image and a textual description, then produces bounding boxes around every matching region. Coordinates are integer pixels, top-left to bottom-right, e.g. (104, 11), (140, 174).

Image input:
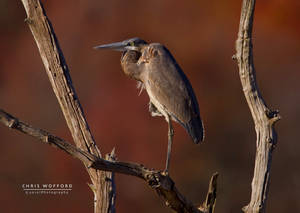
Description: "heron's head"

(94, 37), (147, 52)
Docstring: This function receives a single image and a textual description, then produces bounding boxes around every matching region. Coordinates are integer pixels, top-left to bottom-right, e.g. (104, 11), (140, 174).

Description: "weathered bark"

(0, 109), (217, 213)
(234, 0), (280, 212)
(7, 1), (219, 212)
(6, 0), (282, 212)
(20, 0), (114, 212)
(199, 173), (218, 213)
(1, 0), (280, 212)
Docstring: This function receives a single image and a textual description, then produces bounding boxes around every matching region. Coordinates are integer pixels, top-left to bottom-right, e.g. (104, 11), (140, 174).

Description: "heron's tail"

(185, 116), (204, 144)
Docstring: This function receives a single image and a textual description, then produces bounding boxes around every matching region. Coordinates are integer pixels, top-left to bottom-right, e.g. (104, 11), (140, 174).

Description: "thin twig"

(199, 173), (218, 213)
(235, 0), (280, 212)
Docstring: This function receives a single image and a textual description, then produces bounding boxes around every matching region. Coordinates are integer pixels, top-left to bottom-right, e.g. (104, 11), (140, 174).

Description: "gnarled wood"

(20, 0), (112, 212)
(0, 109), (216, 213)
(199, 172), (218, 213)
(235, 0), (280, 212)
(5, 1), (219, 212)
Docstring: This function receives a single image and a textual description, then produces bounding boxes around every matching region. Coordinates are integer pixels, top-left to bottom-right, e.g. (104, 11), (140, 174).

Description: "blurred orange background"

(0, 0), (299, 212)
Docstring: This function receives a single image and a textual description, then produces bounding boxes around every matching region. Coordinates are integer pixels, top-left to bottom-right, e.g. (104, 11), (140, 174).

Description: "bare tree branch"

(9, 0), (280, 212)
(93, 150), (117, 213)
(6, 0), (219, 212)
(199, 173), (218, 213)
(0, 109), (217, 213)
(234, 0), (280, 212)
(20, 0), (111, 212)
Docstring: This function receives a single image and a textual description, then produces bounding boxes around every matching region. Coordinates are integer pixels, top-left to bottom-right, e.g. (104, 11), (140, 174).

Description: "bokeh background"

(0, 0), (299, 212)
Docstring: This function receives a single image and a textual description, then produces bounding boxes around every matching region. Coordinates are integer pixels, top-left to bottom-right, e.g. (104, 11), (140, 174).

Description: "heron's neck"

(121, 50), (142, 81)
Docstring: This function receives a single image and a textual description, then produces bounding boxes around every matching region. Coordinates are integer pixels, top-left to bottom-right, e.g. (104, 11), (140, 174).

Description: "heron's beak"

(94, 41), (126, 51)
(94, 41), (138, 51)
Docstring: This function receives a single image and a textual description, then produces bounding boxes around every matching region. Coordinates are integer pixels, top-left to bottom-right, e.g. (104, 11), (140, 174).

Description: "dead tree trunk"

(20, 0), (115, 212)
(234, 0), (280, 212)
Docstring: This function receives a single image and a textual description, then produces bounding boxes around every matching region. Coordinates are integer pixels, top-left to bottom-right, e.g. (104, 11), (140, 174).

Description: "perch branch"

(0, 109), (217, 213)
(234, 0), (280, 212)
(16, 0), (219, 212)
(20, 0), (110, 212)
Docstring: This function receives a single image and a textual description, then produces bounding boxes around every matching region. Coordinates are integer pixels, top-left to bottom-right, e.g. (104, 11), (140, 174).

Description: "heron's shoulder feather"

(141, 44), (200, 124)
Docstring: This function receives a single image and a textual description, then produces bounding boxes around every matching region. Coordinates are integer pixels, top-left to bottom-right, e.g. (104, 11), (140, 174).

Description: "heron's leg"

(165, 115), (174, 174)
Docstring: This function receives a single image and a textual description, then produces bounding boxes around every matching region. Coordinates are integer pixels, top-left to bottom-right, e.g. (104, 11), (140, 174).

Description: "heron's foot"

(168, 129), (174, 138)
(149, 102), (162, 117)
(162, 169), (169, 176)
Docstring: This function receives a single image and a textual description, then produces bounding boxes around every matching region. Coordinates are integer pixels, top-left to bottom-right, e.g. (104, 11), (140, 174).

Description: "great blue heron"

(95, 37), (204, 173)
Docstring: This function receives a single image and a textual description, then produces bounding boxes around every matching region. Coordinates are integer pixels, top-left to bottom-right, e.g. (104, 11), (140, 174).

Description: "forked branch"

(235, 0), (280, 212)
(20, 0), (112, 212)
(0, 109), (217, 213)
(6, 0), (219, 212)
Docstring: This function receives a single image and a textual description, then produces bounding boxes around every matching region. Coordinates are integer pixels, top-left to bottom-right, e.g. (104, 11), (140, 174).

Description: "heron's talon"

(162, 170), (169, 176)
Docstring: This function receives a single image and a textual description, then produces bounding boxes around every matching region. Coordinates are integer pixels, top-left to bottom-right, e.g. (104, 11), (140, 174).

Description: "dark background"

(0, 0), (299, 212)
